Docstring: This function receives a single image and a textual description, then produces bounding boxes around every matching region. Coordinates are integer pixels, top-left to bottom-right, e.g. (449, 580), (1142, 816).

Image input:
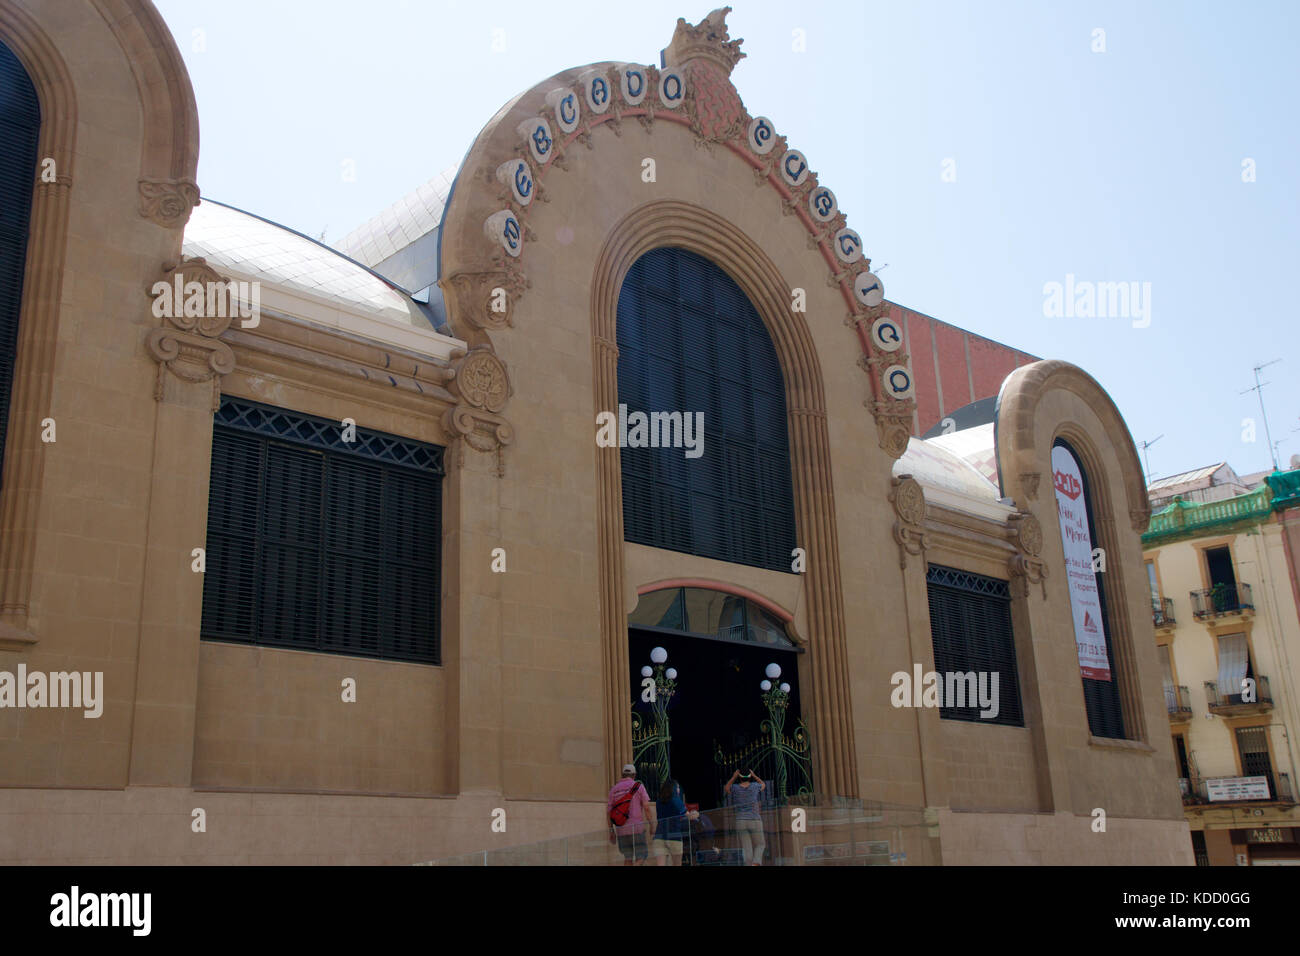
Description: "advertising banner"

(1207, 776), (1271, 802)
(1052, 446), (1112, 681)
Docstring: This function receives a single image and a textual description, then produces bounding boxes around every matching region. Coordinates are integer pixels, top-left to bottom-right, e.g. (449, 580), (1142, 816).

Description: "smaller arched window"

(1051, 439), (1125, 738)
(0, 39), (41, 489)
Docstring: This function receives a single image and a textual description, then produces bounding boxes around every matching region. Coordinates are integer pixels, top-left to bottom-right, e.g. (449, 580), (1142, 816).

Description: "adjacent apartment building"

(1143, 461), (1300, 864)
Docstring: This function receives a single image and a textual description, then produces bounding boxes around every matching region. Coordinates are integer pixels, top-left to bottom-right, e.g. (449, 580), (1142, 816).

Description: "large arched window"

(616, 247), (797, 572)
(1052, 438), (1126, 738)
(0, 39), (40, 489)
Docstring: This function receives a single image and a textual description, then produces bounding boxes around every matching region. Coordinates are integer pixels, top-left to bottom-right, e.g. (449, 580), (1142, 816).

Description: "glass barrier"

(416, 795), (941, 866)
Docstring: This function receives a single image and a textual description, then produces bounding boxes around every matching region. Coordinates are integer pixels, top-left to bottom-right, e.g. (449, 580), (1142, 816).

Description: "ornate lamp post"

(760, 662), (793, 803)
(634, 646), (677, 794)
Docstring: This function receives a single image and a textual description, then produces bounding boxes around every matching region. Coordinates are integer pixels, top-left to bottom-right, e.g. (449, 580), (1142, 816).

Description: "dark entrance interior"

(629, 626), (802, 811)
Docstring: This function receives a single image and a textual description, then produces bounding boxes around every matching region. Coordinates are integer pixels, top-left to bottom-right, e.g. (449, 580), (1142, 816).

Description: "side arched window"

(0, 39), (40, 488)
(615, 247), (797, 572)
(1052, 439), (1125, 738)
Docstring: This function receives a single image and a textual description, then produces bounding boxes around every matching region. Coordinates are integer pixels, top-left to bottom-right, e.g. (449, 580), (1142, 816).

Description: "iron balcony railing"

(1204, 675), (1270, 710)
(1164, 684), (1192, 719)
(1190, 583), (1253, 620)
(1189, 772), (1292, 804)
(1152, 597), (1176, 628)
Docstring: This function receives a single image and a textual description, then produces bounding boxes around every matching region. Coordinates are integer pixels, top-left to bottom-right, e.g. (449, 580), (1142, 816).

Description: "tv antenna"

(1139, 434), (1163, 485)
(1240, 359), (1282, 470)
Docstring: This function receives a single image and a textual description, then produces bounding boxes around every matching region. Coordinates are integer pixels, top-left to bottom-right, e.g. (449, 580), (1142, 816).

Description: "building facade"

(1143, 466), (1300, 865)
(0, 2), (1189, 864)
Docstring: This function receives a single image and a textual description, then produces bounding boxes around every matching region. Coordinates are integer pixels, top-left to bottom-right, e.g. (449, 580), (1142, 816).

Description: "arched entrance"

(628, 585), (811, 811)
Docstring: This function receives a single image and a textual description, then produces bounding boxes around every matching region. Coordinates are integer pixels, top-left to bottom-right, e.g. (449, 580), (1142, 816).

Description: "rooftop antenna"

(1240, 359), (1282, 471)
(1139, 434), (1163, 485)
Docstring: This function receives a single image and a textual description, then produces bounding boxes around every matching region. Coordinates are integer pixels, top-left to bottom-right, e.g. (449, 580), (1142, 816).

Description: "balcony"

(1187, 771), (1295, 806)
(1190, 583), (1254, 622)
(1204, 675), (1271, 715)
(1152, 597), (1176, 630)
(1164, 684), (1193, 722)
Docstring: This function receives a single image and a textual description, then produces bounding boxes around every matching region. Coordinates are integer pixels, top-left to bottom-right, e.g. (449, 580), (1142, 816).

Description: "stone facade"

(0, 2), (1189, 864)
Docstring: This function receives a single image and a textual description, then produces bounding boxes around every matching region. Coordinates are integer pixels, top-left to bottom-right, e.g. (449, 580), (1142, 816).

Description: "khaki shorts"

(651, 837), (684, 858)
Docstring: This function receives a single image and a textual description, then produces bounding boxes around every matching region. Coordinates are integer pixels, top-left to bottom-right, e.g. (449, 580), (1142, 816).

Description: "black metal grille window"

(201, 396), (445, 664)
(1055, 439), (1126, 739)
(0, 40), (40, 490)
(616, 246), (797, 572)
(1235, 726), (1275, 798)
(924, 565), (1024, 726)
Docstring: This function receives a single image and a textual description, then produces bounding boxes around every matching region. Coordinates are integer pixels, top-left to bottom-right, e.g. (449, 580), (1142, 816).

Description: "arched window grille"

(616, 247), (797, 572)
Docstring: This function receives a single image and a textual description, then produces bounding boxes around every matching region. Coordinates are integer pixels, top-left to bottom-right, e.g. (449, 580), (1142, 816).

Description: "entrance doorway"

(627, 586), (807, 811)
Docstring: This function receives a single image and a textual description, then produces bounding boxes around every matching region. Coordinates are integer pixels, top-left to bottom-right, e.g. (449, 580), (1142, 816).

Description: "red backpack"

(609, 780), (642, 827)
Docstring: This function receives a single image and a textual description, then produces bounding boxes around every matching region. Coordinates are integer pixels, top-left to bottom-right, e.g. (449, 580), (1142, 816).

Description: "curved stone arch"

(91, 0), (202, 227)
(996, 359), (1151, 534)
(0, 0), (201, 647)
(436, 10), (915, 460)
(589, 200), (858, 799)
(0, 1), (77, 178)
(0, 2), (78, 645)
(995, 358), (1152, 744)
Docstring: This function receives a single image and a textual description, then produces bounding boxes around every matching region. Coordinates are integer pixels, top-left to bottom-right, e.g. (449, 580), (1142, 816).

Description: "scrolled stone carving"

(889, 474), (930, 569)
(138, 177), (200, 229)
(1017, 512), (1044, 557)
(871, 399), (913, 461)
(449, 348), (510, 413)
(1007, 511), (1048, 599)
(684, 58), (747, 145)
(145, 257), (237, 408)
(892, 475), (926, 526)
(440, 271), (520, 331)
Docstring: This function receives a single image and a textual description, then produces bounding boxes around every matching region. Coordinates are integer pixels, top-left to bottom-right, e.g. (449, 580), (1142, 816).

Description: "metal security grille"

(201, 396), (445, 664)
(0, 40), (41, 491)
(616, 247), (797, 572)
(1235, 726), (1275, 796)
(1056, 440), (1126, 739)
(924, 565), (1024, 726)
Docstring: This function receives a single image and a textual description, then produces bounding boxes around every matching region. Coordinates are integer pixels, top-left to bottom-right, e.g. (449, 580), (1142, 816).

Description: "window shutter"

(924, 565), (1024, 726)
(0, 40), (41, 490)
(617, 247), (797, 572)
(201, 397), (443, 664)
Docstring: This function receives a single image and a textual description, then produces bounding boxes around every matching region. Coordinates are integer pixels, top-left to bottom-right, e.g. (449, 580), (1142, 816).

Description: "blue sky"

(154, 0), (1299, 481)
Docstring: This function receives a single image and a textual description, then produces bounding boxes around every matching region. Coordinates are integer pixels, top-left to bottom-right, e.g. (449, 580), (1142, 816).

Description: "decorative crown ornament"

(662, 7), (746, 75)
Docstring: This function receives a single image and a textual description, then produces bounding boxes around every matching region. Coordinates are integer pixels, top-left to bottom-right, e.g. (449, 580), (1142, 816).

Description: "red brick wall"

(890, 302), (1039, 436)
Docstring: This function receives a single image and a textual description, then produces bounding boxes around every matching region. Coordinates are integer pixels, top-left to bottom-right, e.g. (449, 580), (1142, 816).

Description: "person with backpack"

(608, 763), (655, 865)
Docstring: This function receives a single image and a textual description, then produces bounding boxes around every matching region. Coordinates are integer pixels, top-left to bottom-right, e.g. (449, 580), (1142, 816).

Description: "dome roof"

(926, 421), (999, 486)
(893, 430), (1009, 520)
(337, 164), (461, 293)
(183, 199), (418, 325)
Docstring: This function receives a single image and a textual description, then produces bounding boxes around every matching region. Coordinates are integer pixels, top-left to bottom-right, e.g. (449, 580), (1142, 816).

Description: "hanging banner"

(1052, 446), (1112, 681)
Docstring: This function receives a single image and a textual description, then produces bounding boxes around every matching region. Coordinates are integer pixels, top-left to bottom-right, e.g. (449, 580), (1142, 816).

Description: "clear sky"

(154, 0), (1299, 482)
